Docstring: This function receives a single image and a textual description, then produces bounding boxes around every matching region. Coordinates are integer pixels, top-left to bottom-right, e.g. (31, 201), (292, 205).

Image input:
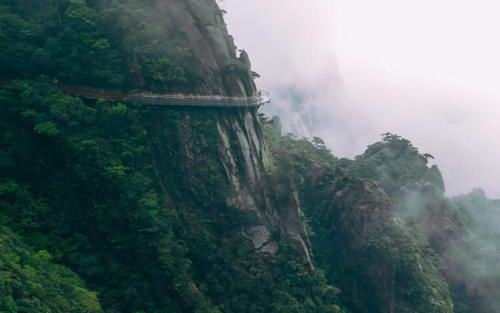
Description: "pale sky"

(219, 0), (500, 198)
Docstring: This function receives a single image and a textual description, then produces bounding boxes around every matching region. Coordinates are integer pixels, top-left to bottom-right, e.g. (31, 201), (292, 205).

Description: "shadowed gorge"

(1, 1), (499, 313)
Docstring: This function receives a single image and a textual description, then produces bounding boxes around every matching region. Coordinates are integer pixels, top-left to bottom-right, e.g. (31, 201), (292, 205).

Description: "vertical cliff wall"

(146, 106), (312, 260)
(0, 1), (319, 311)
(156, 0), (257, 96)
(143, 0), (311, 259)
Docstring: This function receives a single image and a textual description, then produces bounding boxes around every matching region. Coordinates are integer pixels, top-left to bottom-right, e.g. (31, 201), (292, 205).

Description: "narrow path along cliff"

(59, 86), (271, 107)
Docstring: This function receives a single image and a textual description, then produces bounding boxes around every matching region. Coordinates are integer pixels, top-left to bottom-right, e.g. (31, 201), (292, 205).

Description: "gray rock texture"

(155, 0), (256, 96)
(143, 0), (311, 261)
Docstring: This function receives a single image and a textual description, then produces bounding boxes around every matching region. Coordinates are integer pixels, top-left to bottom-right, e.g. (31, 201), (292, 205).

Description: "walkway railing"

(127, 92), (271, 107)
(60, 86), (270, 107)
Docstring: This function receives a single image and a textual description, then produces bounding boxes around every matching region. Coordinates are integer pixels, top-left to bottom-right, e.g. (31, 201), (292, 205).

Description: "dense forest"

(1, 1), (500, 313)
(0, 0), (200, 90)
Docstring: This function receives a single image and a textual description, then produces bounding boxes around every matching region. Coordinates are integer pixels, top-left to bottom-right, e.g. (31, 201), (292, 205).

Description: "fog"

(219, 0), (500, 198)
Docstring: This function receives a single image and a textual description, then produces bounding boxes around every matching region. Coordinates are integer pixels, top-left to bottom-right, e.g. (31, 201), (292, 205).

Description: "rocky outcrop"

(156, 0), (256, 96)
(346, 134), (500, 313)
(301, 167), (454, 313)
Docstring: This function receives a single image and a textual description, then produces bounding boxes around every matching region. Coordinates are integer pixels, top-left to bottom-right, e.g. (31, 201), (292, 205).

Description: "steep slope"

(263, 125), (454, 313)
(0, 1), (335, 312)
(0, 79), (343, 313)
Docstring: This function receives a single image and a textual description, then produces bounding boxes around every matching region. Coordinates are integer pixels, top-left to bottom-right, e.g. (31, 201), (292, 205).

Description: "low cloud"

(221, 0), (500, 197)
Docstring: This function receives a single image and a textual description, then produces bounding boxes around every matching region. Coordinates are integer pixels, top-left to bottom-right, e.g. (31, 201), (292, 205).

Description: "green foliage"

(0, 227), (102, 313)
(0, 80), (175, 312)
(0, 0), (201, 90)
(448, 189), (500, 313)
(347, 133), (445, 195)
(0, 80), (349, 313)
(223, 59), (249, 77)
(262, 123), (455, 313)
(1, 1), (485, 311)
(261, 115), (337, 187)
(364, 223), (453, 313)
(33, 121), (60, 136)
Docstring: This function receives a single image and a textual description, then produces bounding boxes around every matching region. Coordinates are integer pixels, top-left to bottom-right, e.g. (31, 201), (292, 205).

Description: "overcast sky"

(220, 0), (500, 198)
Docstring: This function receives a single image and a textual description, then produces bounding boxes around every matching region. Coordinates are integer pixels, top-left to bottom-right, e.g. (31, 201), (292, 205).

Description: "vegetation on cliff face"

(262, 116), (500, 313)
(262, 119), (454, 313)
(0, 79), (346, 313)
(0, 227), (101, 313)
(345, 133), (445, 196)
(2, 1), (499, 313)
(0, 0), (200, 90)
(1, 1), (340, 312)
(447, 190), (500, 313)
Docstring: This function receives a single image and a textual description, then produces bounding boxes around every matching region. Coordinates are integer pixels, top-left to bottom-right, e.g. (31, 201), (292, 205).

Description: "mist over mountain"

(1, 1), (500, 313)
(221, 0), (500, 198)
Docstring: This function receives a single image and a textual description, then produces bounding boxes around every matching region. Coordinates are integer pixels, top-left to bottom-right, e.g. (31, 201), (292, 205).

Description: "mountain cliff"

(0, 1), (317, 312)
(1, 1), (499, 313)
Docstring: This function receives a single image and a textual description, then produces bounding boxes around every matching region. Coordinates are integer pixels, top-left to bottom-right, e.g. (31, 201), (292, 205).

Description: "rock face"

(141, 0), (312, 260)
(156, 0), (256, 96)
(146, 108), (312, 261)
